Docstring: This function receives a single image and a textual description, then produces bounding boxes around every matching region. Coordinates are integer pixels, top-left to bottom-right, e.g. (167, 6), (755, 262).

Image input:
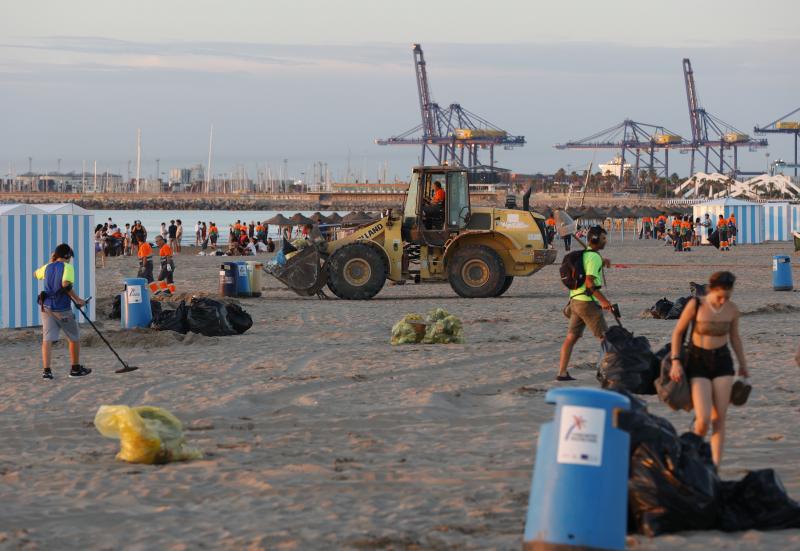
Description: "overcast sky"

(1, 0), (798, 181)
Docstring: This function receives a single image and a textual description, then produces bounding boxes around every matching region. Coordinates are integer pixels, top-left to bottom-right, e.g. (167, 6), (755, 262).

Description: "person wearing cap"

(137, 238), (155, 282)
(154, 235), (175, 294)
(33, 243), (91, 380)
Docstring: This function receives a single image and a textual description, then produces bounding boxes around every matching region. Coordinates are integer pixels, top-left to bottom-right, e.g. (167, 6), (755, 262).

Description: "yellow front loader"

(268, 166), (556, 299)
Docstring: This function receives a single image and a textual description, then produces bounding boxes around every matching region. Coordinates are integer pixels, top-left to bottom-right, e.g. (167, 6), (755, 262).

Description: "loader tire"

(327, 243), (387, 300)
(495, 276), (514, 297)
(448, 245), (505, 298)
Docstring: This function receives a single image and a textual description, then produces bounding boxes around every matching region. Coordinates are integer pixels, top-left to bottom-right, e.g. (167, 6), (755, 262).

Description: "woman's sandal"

(730, 378), (752, 406)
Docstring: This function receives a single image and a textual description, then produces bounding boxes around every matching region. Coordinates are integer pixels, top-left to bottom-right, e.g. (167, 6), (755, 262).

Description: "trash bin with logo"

(121, 277), (152, 328)
(219, 262), (238, 297)
(773, 255), (793, 291)
(523, 388), (631, 551)
(234, 261), (251, 297)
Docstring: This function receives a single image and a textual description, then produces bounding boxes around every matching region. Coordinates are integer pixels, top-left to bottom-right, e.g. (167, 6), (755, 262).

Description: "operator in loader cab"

(423, 181), (446, 228)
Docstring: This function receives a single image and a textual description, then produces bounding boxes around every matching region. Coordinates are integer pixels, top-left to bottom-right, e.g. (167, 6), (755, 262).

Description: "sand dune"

(1, 237), (798, 549)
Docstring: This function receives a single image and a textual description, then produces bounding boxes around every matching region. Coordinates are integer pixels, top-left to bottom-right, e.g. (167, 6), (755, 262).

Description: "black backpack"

(559, 250), (588, 290)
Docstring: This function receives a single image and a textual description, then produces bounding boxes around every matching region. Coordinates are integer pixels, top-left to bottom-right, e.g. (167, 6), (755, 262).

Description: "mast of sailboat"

(206, 124), (213, 194)
(579, 161), (592, 208)
(135, 128), (141, 193)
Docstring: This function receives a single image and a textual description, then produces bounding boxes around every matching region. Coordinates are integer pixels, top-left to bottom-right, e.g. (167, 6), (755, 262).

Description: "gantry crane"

(681, 58), (767, 176)
(376, 44), (525, 175)
(754, 106), (800, 178)
(554, 119), (687, 189)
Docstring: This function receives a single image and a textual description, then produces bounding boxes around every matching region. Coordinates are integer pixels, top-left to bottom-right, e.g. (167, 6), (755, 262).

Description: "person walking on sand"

(167, 220), (178, 253)
(557, 226), (613, 381)
(137, 237), (154, 283)
(669, 271), (748, 467)
(175, 219), (183, 253)
(195, 221), (202, 247)
(34, 244), (91, 380)
(154, 235), (175, 294)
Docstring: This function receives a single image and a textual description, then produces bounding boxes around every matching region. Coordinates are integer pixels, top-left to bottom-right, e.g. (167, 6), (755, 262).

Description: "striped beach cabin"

(762, 202), (792, 241)
(692, 198), (764, 245)
(0, 203), (95, 329)
(791, 204), (800, 235)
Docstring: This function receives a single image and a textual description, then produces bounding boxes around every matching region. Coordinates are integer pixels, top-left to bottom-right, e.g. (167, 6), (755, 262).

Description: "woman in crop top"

(669, 271), (748, 467)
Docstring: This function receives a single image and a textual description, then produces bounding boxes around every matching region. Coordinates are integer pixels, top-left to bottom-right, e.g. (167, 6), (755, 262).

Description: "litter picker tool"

(71, 297), (139, 373)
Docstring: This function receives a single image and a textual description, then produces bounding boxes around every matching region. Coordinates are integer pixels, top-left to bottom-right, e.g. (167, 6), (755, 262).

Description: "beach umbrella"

(290, 212), (315, 225)
(342, 211), (373, 225)
(566, 207), (584, 218)
(310, 212), (328, 224)
(606, 206), (625, 218)
(326, 212), (343, 223)
(265, 213), (293, 226)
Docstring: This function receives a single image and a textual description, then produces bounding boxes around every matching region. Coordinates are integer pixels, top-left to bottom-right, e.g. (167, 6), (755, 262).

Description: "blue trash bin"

(523, 388), (631, 551)
(773, 255), (793, 291)
(219, 262), (238, 297)
(121, 277), (152, 328)
(235, 261), (251, 297)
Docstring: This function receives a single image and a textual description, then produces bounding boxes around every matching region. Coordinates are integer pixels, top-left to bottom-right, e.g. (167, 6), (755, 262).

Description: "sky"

(1, 0), (799, 181)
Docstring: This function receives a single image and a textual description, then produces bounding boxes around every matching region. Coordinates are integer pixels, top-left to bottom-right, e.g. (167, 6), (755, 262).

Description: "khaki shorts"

(43, 309), (80, 343)
(567, 299), (608, 338)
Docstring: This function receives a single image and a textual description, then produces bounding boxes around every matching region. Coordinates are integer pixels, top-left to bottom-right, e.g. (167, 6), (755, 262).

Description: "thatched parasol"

(290, 212), (315, 225)
(310, 212), (328, 224)
(265, 213), (293, 226)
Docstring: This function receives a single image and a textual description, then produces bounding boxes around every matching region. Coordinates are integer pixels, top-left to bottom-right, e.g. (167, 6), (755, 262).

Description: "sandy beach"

(1, 237), (799, 550)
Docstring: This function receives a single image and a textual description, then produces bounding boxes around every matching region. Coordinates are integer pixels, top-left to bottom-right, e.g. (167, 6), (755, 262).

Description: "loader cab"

(402, 167), (470, 245)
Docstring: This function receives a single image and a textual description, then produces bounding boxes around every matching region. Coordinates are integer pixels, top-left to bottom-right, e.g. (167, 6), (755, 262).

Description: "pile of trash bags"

(597, 325), (658, 395)
(622, 391), (800, 535)
(153, 297), (252, 336)
(390, 308), (464, 345)
(647, 282), (707, 319)
(94, 405), (202, 464)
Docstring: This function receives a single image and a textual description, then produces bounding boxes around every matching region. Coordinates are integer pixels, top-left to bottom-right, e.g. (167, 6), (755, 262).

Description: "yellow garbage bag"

(94, 405), (202, 464)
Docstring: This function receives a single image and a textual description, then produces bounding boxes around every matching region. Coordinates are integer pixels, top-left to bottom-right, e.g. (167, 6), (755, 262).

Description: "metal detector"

(71, 297), (139, 373)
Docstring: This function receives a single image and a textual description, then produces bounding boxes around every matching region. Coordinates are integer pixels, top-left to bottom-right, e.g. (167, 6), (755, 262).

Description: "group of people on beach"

(543, 212), (738, 253)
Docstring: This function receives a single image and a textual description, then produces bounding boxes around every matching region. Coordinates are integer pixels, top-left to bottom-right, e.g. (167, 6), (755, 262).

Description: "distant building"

(598, 156), (631, 179)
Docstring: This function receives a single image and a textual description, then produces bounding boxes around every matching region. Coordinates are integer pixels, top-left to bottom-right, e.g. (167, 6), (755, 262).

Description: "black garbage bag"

(719, 469), (800, 531)
(597, 326), (658, 394)
(152, 300), (189, 334)
(110, 294), (121, 319)
(649, 297), (674, 319)
(225, 303), (253, 334)
(689, 281), (707, 298)
(666, 296), (690, 320)
(150, 300), (162, 320)
(187, 297), (236, 336)
(628, 422), (720, 535)
(708, 229), (720, 249)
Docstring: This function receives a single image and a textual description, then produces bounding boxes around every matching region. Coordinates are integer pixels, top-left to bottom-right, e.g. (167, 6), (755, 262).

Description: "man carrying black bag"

(557, 225), (614, 381)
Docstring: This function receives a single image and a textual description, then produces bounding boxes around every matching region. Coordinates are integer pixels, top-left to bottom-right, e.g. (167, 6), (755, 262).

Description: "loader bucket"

(265, 246), (328, 297)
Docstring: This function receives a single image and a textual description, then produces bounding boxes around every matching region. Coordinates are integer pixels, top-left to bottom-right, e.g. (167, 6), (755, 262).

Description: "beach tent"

(0, 203), (95, 329)
(762, 202), (792, 241)
(790, 204), (800, 234)
(290, 213), (315, 225)
(692, 198), (764, 245)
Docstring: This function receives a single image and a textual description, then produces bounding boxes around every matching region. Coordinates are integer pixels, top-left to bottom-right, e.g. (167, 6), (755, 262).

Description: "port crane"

(680, 58), (767, 177)
(554, 118), (687, 190)
(376, 44), (525, 175)
(754, 106), (800, 178)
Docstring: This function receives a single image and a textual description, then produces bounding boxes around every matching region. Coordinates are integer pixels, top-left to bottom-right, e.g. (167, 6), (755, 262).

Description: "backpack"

(559, 250), (598, 290)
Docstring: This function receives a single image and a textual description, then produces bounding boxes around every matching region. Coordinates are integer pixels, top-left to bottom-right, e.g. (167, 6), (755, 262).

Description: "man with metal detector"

(557, 225), (613, 381)
(34, 243), (92, 380)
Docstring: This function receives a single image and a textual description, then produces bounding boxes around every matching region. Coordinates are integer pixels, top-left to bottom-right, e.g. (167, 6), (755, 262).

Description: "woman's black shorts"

(686, 344), (735, 380)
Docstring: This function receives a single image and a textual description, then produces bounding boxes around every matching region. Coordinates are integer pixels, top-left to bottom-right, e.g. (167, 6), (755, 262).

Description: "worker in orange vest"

(717, 215), (730, 251)
(681, 217), (693, 251)
(671, 216), (682, 251)
(137, 239), (154, 282)
(151, 235), (176, 295)
(641, 216), (653, 239)
(727, 214), (737, 246)
(545, 215), (556, 247)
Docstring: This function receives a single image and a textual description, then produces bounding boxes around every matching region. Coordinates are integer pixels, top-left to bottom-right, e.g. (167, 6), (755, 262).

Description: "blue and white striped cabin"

(762, 202), (791, 241)
(790, 204), (800, 235)
(0, 204), (95, 329)
(692, 198), (764, 245)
